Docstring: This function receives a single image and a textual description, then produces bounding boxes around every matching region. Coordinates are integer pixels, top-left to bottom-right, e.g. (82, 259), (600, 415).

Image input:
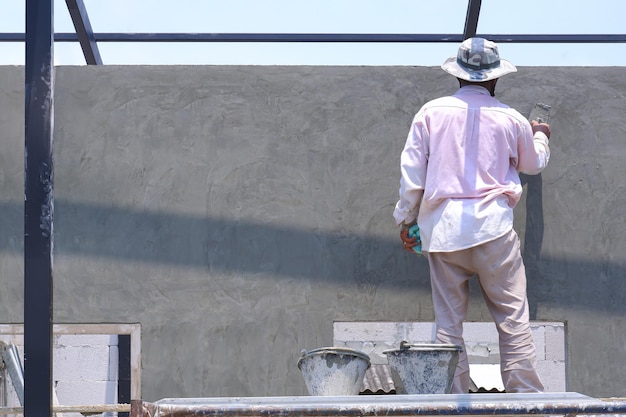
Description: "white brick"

(0, 335), (23, 346)
(54, 380), (118, 405)
(55, 334), (118, 347)
(53, 345), (112, 381)
(463, 322), (499, 343)
(333, 340), (396, 365)
(537, 360), (567, 392)
(334, 322), (407, 343)
(4, 376), (22, 408)
(545, 323), (566, 361)
(530, 325), (546, 360)
(109, 345), (120, 380)
(405, 322), (437, 342)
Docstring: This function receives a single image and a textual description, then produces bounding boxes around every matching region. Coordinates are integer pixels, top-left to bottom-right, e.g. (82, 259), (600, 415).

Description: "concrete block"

(463, 322), (499, 343)
(53, 345), (112, 381)
(530, 325), (546, 360)
(544, 323), (566, 361)
(109, 345), (119, 380)
(54, 380), (118, 405)
(405, 322), (437, 342)
(333, 340), (395, 365)
(0, 335), (23, 346)
(537, 360), (568, 392)
(55, 334), (118, 347)
(334, 322), (406, 343)
(465, 341), (500, 364)
(333, 323), (398, 365)
(4, 376), (22, 408)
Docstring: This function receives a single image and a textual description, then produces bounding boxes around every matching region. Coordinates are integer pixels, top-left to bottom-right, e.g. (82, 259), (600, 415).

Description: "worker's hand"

(400, 228), (419, 253)
(531, 120), (551, 139)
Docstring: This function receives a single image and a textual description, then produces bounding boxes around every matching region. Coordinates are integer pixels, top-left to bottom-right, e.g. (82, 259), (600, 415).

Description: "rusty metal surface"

(0, 404), (131, 415)
(140, 392), (626, 417)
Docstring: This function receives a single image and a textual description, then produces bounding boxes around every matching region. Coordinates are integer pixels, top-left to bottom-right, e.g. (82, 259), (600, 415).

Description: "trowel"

(528, 102), (552, 124)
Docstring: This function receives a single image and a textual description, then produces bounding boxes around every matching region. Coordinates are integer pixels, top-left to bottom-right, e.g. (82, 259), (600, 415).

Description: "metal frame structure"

(64, 0), (101, 65)
(3, 0), (626, 66)
(24, 1), (54, 417)
(6, 32), (626, 46)
(10, 0), (626, 416)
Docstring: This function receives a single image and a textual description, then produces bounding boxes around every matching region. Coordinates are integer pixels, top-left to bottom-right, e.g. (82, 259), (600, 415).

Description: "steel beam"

(463, 0), (482, 39)
(59, 33), (467, 43)
(24, 1), (54, 417)
(2, 32), (626, 43)
(65, 0), (102, 64)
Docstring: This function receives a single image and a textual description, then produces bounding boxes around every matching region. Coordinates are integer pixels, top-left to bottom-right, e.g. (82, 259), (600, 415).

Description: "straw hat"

(441, 37), (517, 82)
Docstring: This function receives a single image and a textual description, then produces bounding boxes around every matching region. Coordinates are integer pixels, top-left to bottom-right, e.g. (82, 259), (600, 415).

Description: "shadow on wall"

(1, 196), (624, 317)
(521, 172), (543, 320)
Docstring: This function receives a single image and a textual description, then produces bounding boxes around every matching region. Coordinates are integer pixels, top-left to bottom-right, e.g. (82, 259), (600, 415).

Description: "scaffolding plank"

(137, 393), (626, 417)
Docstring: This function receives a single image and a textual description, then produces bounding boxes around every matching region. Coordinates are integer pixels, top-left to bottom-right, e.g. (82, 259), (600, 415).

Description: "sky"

(0, 0), (625, 66)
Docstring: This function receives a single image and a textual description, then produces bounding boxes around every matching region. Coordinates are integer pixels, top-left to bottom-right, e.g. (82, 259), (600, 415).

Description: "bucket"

(383, 341), (462, 394)
(297, 347), (371, 396)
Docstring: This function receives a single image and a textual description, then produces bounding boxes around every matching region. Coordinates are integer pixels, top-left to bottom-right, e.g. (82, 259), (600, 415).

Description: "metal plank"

(138, 393), (626, 417)
(65, 0), (102, 64)
(463, 0), (482, 39)
(24, 0), (54, 416)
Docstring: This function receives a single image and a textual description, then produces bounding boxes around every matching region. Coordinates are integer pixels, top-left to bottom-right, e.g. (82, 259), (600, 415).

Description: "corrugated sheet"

(469, 364), (505, 393)
(360, 364), (395, 394)
(360, 364), (505, 394)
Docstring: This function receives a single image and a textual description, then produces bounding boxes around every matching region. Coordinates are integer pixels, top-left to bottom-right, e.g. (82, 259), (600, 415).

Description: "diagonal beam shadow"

(520, 172), (544, 320)
(1, 199), (624, 314)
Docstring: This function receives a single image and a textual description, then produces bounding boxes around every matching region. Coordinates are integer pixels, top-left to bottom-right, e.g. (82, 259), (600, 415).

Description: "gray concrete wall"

(0, 65), (624, 400)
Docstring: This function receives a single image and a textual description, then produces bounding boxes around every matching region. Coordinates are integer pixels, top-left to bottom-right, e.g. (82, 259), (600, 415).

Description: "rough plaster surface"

(0, 65), (624, 400)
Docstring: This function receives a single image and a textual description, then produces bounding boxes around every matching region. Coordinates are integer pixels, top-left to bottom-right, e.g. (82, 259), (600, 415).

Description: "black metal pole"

(65, 0), (102, 65)
(118, 335), (131, 417)
(3, 32), (626, 44)
(463, 0), (482, 40)
(24, 0), (54, 416)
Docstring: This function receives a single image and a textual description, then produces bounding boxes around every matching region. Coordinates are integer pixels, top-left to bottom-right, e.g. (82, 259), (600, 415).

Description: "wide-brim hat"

(441, 37), (517, 82)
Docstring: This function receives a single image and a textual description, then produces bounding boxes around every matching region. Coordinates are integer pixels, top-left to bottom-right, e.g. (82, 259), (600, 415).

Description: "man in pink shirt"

(393, 37), (551, 393)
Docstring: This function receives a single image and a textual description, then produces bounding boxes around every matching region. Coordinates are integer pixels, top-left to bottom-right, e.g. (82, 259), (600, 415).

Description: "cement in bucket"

(297, 347), (370, 396)
(383, 341), (462, 394)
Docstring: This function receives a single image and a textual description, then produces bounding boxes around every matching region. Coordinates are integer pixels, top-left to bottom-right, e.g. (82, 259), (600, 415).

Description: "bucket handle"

(399, 340), (411, 350)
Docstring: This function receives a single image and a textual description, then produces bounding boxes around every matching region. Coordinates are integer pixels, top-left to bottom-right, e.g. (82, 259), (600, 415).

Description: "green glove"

(408, 224), (423, 255)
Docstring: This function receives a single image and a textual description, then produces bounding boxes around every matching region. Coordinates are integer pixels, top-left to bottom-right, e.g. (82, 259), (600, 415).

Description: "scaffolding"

(133, 393), (626, 417)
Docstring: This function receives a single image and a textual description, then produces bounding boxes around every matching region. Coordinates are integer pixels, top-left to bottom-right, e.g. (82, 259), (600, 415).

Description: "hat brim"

(441, 56), (517, 81)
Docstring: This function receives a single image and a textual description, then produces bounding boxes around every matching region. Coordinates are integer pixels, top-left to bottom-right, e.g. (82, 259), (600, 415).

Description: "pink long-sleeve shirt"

(393, 85), (550, 252)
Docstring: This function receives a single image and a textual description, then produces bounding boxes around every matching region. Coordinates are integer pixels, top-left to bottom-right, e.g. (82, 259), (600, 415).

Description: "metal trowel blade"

(528, 102), (552, 124)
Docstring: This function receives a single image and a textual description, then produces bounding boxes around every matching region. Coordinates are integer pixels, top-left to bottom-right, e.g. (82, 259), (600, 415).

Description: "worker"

(393, 37), (550, 393)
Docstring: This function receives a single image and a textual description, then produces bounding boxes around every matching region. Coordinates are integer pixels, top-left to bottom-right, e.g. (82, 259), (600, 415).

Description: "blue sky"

(1, 0), (625, 66)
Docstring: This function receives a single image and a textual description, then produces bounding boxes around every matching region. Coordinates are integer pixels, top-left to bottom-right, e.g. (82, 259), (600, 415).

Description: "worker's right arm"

(516, 120), (551, 175)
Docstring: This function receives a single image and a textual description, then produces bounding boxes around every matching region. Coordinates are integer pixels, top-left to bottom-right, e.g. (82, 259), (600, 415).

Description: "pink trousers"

(425, 229), (544, 393)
